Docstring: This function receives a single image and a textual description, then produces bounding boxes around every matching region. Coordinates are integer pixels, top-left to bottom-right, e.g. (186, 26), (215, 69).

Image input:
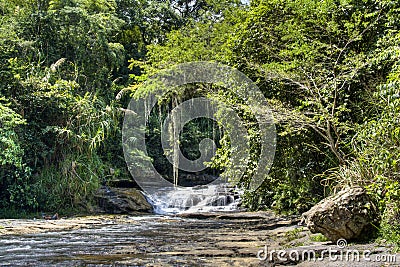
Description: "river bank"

(0, 212), (397, 266)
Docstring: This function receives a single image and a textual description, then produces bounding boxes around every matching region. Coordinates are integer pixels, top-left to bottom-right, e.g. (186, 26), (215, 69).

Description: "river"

(0, 213), (397, 266)
(0, 213), (287, 266)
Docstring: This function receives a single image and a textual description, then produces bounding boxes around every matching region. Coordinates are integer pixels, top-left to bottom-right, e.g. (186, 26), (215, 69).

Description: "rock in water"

(96, 186), (153, 214)
(301, 186), (377, 241)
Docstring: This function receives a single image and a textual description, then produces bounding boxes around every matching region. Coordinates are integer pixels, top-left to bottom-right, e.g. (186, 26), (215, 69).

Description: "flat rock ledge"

(0, 213), (396, 266)
(0, 215), (138, 236)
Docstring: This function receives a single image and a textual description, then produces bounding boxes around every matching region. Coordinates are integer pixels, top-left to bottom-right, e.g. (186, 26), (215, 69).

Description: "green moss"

(309, 233), (329, 242)
(284, 227), (306, 242)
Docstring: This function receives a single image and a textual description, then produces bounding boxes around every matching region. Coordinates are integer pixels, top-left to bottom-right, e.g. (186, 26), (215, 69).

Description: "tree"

(231, 0), (390, 165)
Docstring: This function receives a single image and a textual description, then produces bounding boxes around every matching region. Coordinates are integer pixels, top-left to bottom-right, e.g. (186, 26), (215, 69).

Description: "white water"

(146, 184), (242, 215)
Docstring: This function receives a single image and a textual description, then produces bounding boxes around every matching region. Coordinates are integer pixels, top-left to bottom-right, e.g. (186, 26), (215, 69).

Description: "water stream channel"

(0, 214), (286, 266)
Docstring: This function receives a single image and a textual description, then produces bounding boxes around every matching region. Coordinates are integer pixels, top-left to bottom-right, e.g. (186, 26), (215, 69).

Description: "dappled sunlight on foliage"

(1, 0), (400, 246)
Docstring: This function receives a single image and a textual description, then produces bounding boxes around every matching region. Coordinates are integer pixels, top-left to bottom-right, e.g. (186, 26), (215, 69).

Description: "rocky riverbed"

(0, 215), (146, 236)
(0, 212), (397, 266)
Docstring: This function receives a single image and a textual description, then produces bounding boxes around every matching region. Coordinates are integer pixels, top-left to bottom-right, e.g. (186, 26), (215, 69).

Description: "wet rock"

(301, 186), (377, 242)
(0, 214), (396, 266)
(177, 211), (299, 228)
(0, 215), (135, 236)
(95, 186), (153, 214)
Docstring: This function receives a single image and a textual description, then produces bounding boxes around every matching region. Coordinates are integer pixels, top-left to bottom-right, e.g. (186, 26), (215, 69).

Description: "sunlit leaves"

(0, 100), (25, 167)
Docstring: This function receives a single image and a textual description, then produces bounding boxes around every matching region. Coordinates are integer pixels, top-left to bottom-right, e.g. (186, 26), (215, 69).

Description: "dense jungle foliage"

(1, 0), (400, 244)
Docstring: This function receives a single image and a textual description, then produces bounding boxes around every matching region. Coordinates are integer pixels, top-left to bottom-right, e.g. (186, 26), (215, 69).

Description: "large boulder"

(95, 186), (153, 214)
(301, 186), (377, 241)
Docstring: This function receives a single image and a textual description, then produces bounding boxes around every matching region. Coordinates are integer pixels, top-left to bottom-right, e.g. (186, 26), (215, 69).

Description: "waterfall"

(146, 183), (242, 215)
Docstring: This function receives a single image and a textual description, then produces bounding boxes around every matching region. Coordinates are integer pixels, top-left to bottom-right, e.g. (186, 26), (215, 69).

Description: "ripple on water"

(0, 215), (262, 266)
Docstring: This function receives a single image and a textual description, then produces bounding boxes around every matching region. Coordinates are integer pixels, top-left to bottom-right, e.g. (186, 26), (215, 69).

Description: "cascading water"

(146, 183), (242, 215)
